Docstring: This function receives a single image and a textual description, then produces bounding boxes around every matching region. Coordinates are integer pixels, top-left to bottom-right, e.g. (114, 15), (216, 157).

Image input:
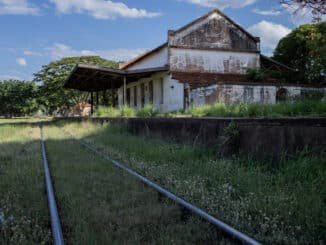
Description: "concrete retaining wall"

(77, 117), (326, 160)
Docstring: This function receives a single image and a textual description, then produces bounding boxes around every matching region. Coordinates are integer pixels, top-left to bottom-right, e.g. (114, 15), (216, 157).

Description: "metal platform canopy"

(64, 64), (169, 113)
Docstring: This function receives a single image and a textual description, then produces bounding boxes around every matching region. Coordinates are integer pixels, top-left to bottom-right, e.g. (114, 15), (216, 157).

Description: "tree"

(280, 0), (326, 22)
(34, 56), (118, 114)
(0, 80), (39, 117)
(273, 22), (326, 83)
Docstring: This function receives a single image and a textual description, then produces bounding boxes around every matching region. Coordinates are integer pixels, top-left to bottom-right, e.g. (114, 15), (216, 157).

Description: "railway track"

(52, 126), (260, 245)
(40, 123), (261, 244)
(40, 126), (64, 245)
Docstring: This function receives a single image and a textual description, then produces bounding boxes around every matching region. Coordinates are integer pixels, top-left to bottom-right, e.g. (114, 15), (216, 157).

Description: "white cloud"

(47, 43), (96, 59)
(252, 8), (281, 16)
(23, 49), (43, 56)
(0, 0), (39, 15)
(282, 3), (326, 25)
(16, 57), (27, 66)
(49, 0), (160, 19)
(181, 0), (256, 9)
(47, 43), (146, 62)
(247, 21), (291, 50)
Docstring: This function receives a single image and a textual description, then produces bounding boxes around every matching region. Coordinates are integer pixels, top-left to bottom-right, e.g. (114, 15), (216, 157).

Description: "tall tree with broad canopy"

(273, 22), (326, 83)
(0, 80), (39, 117)
(34, 56), (118, 114)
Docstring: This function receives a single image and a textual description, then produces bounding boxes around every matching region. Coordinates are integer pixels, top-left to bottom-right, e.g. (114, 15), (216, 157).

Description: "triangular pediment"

(169, 9), (259, 51)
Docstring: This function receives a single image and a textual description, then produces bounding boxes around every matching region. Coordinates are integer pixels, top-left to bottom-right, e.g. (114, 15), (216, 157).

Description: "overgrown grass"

(136, 104), (159, 117)
(1, 119), (325, 243)
(95, 99), (326, 118)
(95, 105), (135, 117)
(0, 117), (51, 124)
(0, 123), (51, 244)
(63, 121), (326, 244)
(95, 106), (120, 117)
(43, 125), (224, 244)
(96, 104), (158, 118)
(188, 100), (326, 117)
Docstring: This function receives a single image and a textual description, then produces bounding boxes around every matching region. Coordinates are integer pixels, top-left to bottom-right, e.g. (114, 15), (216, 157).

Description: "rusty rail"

(40, 126), (65, 245)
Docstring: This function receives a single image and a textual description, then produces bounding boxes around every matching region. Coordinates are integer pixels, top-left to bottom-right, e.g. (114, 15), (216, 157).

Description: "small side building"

(65, 9), (325, 113)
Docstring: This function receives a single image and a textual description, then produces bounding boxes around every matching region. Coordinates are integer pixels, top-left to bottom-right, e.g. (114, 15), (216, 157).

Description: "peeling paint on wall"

(169, 12), (258, 51)
(189, 84), (326, 106)
(168, 11), (260, 75)
(170, 48), (260, 74)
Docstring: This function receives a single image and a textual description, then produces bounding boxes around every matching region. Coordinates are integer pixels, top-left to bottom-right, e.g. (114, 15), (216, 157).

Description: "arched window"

(276, 88), (288, 102)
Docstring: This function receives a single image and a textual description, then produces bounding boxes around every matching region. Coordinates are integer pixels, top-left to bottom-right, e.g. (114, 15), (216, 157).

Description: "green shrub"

(246, 68), (265, 81)
(95, 106), (120, 117)
(189, 103), (228, 117)
(136, 104), (158, 118)
(120, 106), (135, 117)
(207, 103), (228, 116)
(0, 80), (39, 117)
(95, 106), (135, 117)
(220, 121), (240, 156)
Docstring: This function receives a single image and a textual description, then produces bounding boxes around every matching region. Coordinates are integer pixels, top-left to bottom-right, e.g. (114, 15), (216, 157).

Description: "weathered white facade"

(116, 9), (324, 112)
(170, 48), (259, 74)
(119, 44), (185, 112)
(118, 72), (184, 112)
(189, 84), (326, 106)
(124, 46), (169, 71)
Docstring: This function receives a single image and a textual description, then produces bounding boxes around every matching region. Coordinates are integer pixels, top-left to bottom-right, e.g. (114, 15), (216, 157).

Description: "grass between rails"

(0, 123), (51, 244)
(43, 125), (227, 244)
(62, 121), (326, 244)
(95, 100), (326, 118)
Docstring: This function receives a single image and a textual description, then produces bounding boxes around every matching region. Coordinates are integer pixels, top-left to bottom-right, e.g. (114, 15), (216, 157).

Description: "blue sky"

(0, 0), (321, 81)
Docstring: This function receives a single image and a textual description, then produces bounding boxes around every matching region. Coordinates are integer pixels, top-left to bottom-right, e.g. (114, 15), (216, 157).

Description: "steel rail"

(40, 126), (65, 245)
(64, 128), (260, 245)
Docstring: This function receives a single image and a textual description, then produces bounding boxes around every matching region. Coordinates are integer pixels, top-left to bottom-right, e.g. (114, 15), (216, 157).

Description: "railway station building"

(65, 9), (325, 113)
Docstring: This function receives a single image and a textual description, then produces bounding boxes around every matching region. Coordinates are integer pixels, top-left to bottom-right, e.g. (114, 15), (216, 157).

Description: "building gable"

(169, 9), (259, 52)
(120, 43), (168, 71)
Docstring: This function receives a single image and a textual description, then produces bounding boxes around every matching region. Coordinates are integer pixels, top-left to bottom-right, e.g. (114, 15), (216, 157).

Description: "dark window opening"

(260, 88), (265, 103)
(159, 78), (164, 104)
(276, 88), (288, 102)
(134, 86), (137, 107)
(141, 83), (145, 108)
(244, 87), (254, 103)
(126, 88), (131, 106)
(149, 81), (153, 104)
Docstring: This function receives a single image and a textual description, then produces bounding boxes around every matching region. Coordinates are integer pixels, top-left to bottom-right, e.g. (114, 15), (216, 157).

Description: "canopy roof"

(260, 55), (295, 72)
(65, 57), (296, 92)
(64, 64), (169, 92)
